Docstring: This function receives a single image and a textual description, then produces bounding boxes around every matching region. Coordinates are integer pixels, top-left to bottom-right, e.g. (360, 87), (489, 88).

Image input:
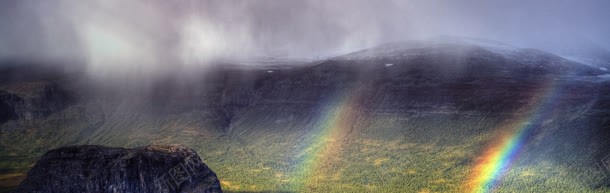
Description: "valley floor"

(1, 114), (608, 193)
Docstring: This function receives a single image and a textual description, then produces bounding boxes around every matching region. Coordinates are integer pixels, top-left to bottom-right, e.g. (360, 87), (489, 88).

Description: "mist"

(1, 0), (609, 78)
(3, 1), (610, 192)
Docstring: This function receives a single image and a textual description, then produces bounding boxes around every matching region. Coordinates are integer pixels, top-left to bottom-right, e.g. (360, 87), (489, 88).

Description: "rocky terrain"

(14, 144), (221, 193)
(1, 40), (609, 192)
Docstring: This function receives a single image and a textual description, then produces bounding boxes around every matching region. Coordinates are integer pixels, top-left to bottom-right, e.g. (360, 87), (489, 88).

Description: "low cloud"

(0, 0), (609, 78)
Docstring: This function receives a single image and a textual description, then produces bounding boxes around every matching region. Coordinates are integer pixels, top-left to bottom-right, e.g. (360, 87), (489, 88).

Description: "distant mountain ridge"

(1, 38), (609, 192)
(335, 38), (606, 76)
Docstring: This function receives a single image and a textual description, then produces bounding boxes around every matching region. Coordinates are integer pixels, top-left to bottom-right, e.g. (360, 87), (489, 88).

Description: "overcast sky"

(1, 0), (609, 76)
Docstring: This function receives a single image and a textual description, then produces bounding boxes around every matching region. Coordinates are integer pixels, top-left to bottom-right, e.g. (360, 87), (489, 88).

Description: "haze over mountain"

(1, 0), (610, 192)
(1, 0), (609, 79)
(1, 39), (610, 192)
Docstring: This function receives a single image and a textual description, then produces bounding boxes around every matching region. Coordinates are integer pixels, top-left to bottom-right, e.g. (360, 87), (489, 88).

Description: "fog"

(1, 0), (609, 78)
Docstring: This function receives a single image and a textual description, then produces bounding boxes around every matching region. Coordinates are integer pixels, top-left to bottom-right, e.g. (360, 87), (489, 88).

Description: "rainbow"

(467, 79), (560, 193)
(289, 87), (365, 191)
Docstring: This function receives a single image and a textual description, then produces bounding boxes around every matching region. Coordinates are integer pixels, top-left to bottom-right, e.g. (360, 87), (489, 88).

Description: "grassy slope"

(2, 105), (608, 193)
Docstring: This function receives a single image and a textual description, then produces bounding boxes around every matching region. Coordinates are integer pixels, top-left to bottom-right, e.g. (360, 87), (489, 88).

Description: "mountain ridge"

(1, 39), (609, 192)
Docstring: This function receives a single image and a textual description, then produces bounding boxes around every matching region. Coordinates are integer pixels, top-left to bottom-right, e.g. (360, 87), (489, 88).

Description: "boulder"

(14, 144), (222, 193)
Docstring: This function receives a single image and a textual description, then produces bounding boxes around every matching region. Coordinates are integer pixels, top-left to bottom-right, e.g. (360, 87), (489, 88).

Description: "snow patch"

(563, 56), (596, 67)
(597, 74), (610, 80)
(385, 63), (394, 67)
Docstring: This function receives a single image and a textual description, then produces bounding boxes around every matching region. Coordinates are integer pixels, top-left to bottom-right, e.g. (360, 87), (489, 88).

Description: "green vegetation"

(1, 112), (608, 192)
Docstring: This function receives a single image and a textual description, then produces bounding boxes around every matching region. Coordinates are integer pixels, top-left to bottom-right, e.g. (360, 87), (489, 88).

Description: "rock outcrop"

(14, 144), (222, 193)
(0, 81), (74, 124)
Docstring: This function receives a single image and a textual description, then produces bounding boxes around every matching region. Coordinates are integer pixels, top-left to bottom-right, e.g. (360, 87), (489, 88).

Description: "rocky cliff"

(13, 145), (222, 193)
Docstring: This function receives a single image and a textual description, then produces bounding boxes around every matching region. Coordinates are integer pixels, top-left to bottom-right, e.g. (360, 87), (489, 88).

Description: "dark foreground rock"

(14, 144), (222, 193)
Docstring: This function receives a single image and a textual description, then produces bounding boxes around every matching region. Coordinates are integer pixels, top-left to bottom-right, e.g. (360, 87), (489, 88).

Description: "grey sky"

(0, 0), (609, 76)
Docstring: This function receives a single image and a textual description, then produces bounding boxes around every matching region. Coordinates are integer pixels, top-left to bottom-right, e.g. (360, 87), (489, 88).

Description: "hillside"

(1, 40), (609, 192)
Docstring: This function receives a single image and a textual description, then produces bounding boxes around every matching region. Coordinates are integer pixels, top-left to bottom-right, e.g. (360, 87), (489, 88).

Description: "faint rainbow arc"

(468, 79), (560, 193)
(289, 87), (364, 191)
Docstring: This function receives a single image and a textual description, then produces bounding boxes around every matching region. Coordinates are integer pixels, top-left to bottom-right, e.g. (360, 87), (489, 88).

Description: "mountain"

(535, 39), (610, 72)
(1, 39), (609, 192)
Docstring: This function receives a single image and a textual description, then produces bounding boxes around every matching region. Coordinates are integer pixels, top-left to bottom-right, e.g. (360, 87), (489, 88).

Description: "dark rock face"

(0, 81), (74, 124)
(14, 145), (222, 193)
(0, 90), (21, 123)
(0, 92), (18, 123)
